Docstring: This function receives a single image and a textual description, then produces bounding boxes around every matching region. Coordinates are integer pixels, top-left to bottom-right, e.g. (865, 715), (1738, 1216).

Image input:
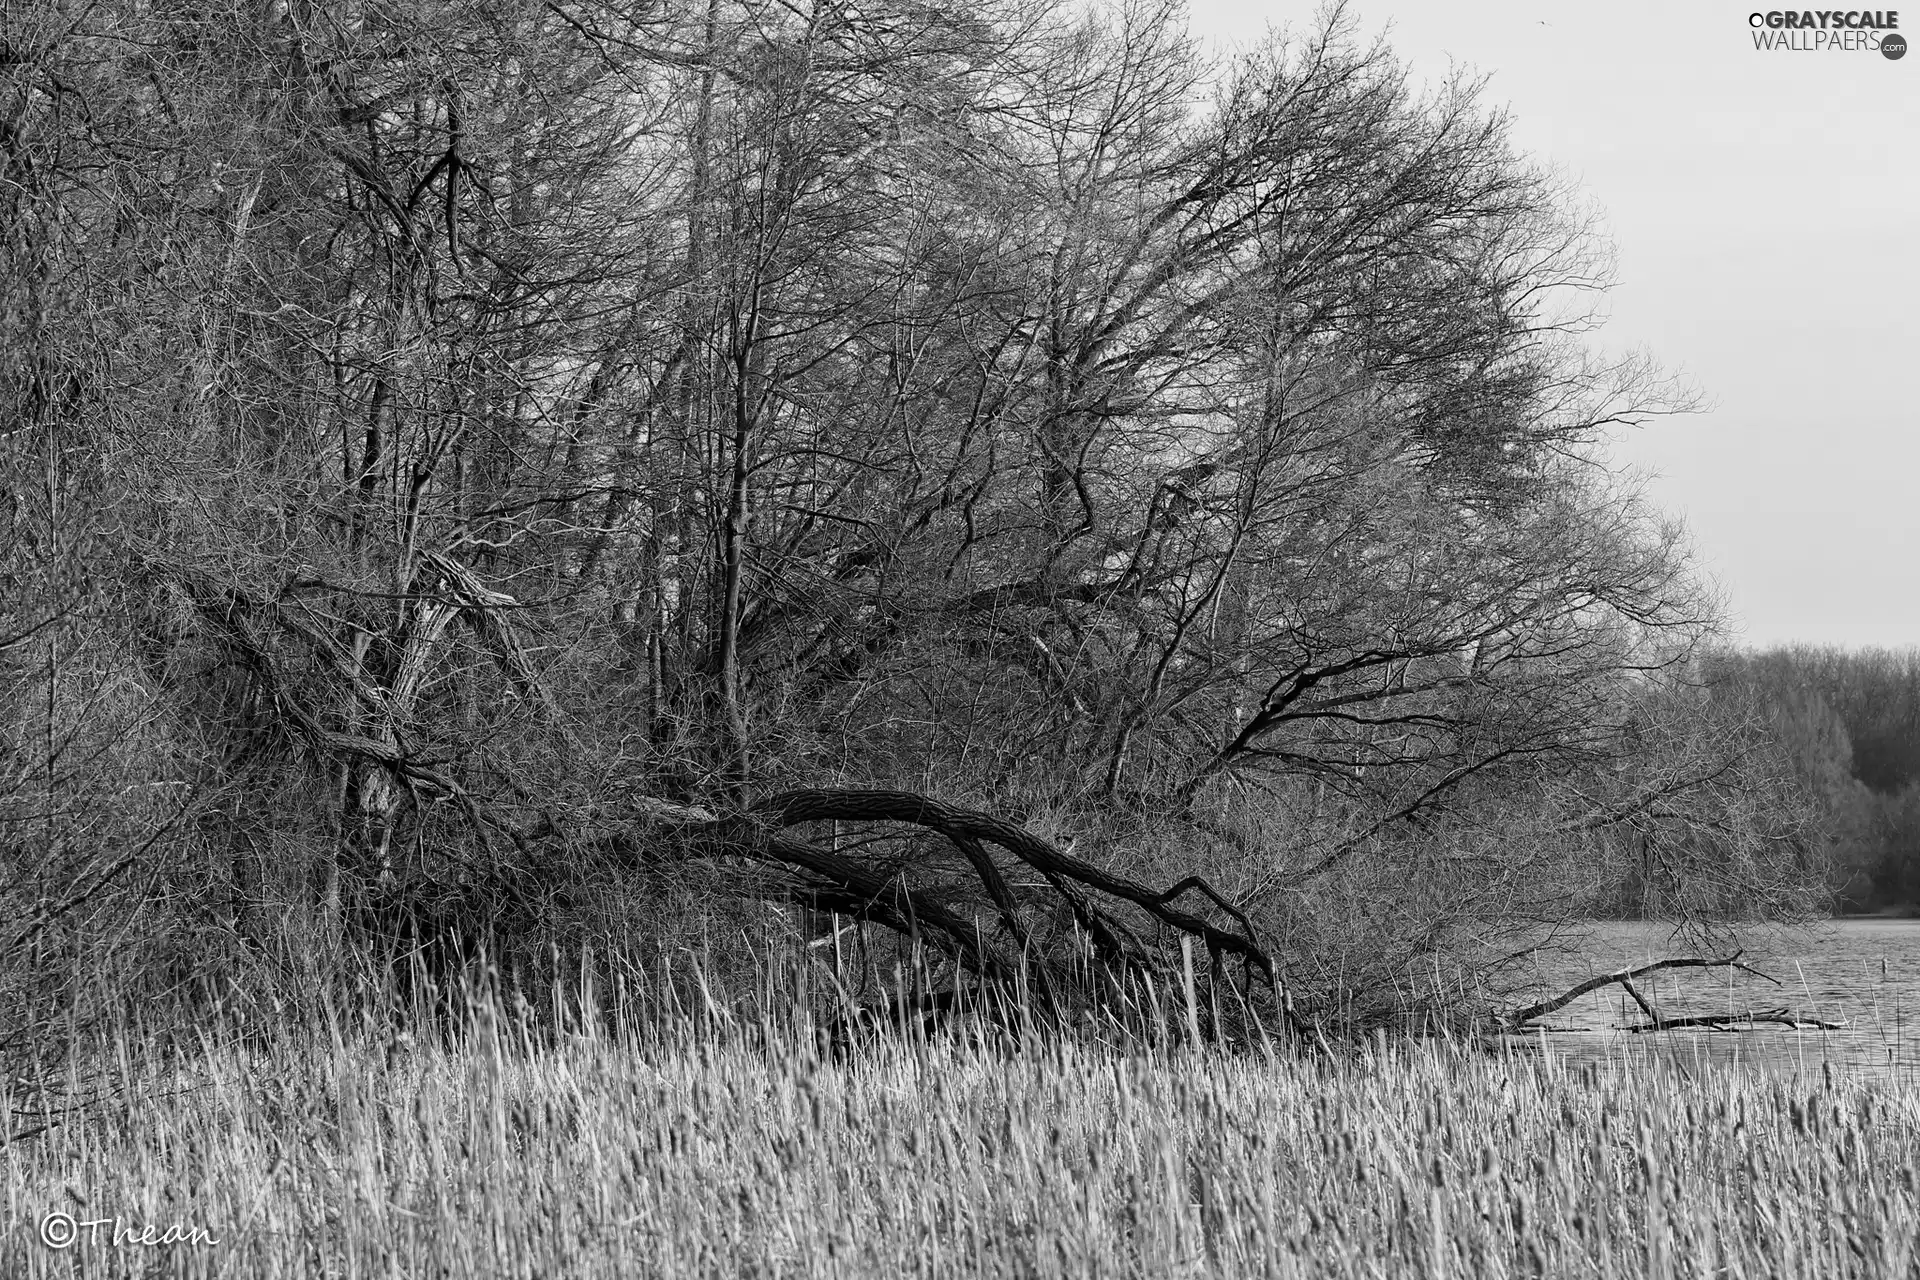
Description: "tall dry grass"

(3, 966), (1918, 1279)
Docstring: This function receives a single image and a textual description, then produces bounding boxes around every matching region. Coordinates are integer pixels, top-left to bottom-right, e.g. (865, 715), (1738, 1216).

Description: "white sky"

(1184, 0), (1919, 652)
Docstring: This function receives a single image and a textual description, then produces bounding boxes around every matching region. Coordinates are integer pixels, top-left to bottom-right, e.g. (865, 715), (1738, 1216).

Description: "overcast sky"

(1184, 0), (1918, 652)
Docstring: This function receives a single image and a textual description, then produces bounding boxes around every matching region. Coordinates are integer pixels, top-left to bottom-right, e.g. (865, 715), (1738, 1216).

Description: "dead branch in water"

(1624, 1008), (1844, 1033)
(1508, 953), (1780, 1028)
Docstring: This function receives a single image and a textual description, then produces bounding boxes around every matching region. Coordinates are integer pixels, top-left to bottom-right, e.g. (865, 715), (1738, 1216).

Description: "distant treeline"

(1710, 646), (1920, 913)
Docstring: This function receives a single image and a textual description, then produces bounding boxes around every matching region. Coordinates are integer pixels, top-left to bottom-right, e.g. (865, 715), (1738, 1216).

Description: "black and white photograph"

(3, 0), (1915, 1274)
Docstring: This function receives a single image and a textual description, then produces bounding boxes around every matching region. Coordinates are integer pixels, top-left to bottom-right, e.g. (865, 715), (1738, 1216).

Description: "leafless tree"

(0, 0), (1822, 1034)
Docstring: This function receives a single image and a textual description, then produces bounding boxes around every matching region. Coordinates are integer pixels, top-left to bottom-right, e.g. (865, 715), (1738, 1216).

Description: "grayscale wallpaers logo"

(1748, 10), (1905, 54)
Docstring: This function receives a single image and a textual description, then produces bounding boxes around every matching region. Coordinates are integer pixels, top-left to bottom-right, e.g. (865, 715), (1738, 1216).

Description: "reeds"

(4, 960), (1917, 1278)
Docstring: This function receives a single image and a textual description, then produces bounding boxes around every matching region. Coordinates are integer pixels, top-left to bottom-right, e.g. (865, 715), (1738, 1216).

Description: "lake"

(1500, 918), (1920, 1079)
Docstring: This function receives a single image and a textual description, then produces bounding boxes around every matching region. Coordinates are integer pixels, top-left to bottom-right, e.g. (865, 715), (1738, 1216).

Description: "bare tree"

(0, 0), (1819, 1033)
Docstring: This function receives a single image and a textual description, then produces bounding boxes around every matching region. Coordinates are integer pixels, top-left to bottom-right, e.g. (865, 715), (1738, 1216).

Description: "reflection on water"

(1500, 919), (1920, 1079)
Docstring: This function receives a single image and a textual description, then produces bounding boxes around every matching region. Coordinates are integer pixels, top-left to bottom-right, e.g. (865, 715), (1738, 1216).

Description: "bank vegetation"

(2, 0), (1841, 1058)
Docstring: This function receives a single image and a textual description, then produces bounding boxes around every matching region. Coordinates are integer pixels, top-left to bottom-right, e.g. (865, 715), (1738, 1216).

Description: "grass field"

(4, 986), (1918, 1279)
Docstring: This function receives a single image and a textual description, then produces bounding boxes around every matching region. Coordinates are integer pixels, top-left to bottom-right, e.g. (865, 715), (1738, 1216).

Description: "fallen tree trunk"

(622, 787), (1300, 1039)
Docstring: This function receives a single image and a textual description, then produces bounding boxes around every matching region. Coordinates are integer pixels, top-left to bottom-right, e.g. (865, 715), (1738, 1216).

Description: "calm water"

(1501, 918), (1920, 1078)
